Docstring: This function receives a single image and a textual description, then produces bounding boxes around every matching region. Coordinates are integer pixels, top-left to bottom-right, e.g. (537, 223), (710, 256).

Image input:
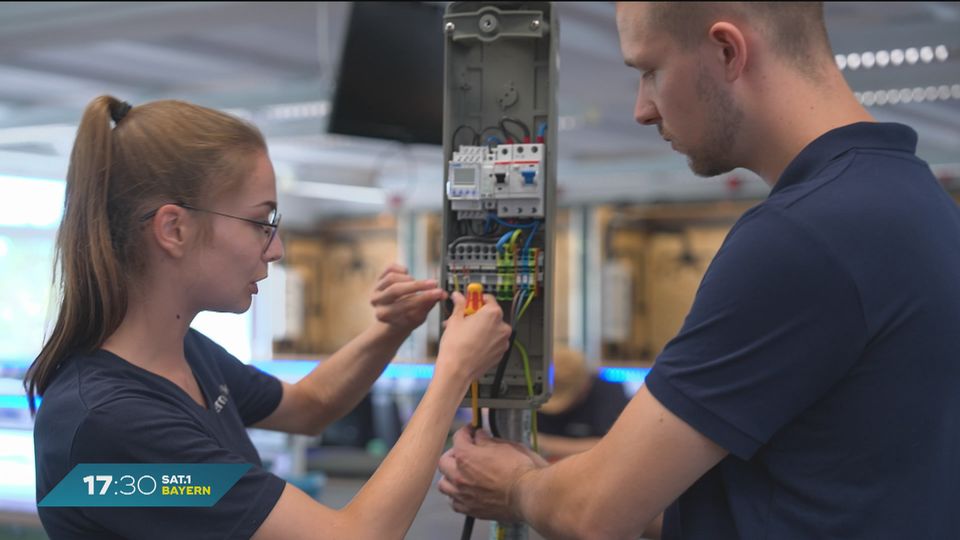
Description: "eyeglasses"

(140, 202), (281, 254)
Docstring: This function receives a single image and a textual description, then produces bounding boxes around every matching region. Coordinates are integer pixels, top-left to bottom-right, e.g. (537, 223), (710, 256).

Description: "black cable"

(491, 330), (519, 399)
(490, 352), (510, 401)
(451, 124), (479, 148)
(499, 117), (530, 141)
(497, 120), (521, 143)
(487, 328), (517, 438)
(461, 516), (476, 540)
(459, 328), (515, 540)
(502, 117), (530, 138)
(488, 408), (501, 439)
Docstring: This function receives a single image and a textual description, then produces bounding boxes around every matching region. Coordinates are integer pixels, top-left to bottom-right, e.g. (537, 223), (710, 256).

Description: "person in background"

(26, 95), (512, 539)
(537, 347), (629, 461)
(438, 2), (960, 538)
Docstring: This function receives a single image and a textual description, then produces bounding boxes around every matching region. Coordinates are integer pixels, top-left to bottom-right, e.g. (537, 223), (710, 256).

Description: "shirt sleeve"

(189, 330), (283, 426)
(70, 397), (286, 539)
(645, 206), (869, 460)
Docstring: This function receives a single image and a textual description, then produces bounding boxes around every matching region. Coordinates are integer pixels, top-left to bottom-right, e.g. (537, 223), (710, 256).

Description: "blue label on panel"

(38, 463), (251, 507)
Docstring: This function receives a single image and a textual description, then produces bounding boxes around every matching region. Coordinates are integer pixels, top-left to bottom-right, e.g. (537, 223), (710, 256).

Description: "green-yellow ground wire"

(513, 339), (539, 452)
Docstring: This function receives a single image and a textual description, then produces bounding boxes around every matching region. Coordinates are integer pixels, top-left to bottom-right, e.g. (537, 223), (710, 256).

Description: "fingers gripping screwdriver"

(464, 282), (483, 427)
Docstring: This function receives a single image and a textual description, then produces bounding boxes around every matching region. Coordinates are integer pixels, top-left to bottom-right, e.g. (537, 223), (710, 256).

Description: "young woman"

(26, 95), (511, 539)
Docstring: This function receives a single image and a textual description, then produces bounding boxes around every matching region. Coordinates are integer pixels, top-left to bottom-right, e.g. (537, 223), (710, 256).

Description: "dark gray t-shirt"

(34, 329), (285, 539)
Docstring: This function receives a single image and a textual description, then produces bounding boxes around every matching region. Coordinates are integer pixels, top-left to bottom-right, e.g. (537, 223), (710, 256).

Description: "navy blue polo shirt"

(646, 122), (960, 539)
(34, 329), (285, 539)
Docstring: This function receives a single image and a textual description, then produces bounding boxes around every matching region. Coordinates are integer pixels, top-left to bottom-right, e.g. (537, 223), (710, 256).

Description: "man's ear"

(151, 204), (190, 258)
(707, 21), (748, 82)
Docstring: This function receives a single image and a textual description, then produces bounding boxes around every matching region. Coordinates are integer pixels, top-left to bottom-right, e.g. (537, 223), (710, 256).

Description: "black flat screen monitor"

(327, 2), (445, 145)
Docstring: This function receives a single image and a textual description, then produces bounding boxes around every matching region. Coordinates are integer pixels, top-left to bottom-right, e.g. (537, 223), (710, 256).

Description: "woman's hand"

(370, 264), (446, 335)
(436, 291), (512, 383)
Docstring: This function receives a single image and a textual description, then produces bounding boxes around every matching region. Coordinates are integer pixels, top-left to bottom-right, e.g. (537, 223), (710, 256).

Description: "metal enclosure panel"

(440, 2), (557, 409)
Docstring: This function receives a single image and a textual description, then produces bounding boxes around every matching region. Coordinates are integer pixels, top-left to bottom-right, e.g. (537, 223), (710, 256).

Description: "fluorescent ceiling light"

(837, 43), (951, 71)
(855, 84), (960, 107)
(284, 180), (386, 205)
(263, 101), (329, 121)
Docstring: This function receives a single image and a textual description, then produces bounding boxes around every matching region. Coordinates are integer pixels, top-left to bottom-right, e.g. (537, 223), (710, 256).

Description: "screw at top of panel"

(479, 13), (498, 33)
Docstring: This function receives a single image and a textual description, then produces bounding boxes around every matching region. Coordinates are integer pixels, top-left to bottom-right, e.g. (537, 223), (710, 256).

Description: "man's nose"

(634, 95), (660, 126)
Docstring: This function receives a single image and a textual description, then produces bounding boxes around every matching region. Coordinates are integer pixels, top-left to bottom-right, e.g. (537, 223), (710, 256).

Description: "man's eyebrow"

(254, 201), (277, 210)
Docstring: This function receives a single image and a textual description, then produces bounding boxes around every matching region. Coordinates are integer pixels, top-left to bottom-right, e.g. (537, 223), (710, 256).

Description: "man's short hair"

(648, 2), (833, 79)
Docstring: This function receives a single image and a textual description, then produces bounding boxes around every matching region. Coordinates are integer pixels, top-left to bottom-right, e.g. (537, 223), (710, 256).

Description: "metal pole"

(490, 408), (530, 540)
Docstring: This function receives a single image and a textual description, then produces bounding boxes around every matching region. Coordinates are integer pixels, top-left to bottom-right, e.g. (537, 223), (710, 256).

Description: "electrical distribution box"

(440, 2), (557, 408)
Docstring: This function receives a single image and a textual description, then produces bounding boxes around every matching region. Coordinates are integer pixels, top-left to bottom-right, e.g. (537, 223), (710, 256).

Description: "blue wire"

(523, 221), (539, 253)
(489, 214), (537, 230)
(496, 231), (514, 253)
(536, 123), (548, 137)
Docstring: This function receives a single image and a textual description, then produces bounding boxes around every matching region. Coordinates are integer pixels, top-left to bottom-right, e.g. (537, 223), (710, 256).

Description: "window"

(0, 175), (64, 366)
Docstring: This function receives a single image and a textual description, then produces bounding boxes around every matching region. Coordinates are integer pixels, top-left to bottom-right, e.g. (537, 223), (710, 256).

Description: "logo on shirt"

(213, 384), (230, 414)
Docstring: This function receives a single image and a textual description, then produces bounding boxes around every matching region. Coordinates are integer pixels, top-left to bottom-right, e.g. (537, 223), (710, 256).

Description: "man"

(537, 346), (630, 460)
(438, 2), (960, 538)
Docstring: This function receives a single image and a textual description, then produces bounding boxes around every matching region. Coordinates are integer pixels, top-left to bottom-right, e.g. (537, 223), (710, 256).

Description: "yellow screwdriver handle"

(464, 283), (484, 427)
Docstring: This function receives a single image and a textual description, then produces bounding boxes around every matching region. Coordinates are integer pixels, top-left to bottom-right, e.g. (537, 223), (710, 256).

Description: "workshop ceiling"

(0, 2), (957, 227)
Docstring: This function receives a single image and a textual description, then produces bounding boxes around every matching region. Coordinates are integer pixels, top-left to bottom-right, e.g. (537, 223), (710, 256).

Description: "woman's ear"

(151, 204), (190, 258)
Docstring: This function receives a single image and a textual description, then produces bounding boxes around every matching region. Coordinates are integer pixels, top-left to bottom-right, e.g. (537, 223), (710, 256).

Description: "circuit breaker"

(440, 2), (557, 408)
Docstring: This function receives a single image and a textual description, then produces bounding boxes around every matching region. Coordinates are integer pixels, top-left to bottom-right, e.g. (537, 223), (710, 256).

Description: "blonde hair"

(24, 96), (266, 410)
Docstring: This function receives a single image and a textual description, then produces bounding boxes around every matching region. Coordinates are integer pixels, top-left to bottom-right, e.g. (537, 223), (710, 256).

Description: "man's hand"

(437, 426), (547, 522)
(370, 264), (446, 334)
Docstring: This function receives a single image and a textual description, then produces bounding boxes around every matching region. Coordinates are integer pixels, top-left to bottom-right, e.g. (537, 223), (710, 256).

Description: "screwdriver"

(462, 282), (484, 540)
(464, 282), (483, 427)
